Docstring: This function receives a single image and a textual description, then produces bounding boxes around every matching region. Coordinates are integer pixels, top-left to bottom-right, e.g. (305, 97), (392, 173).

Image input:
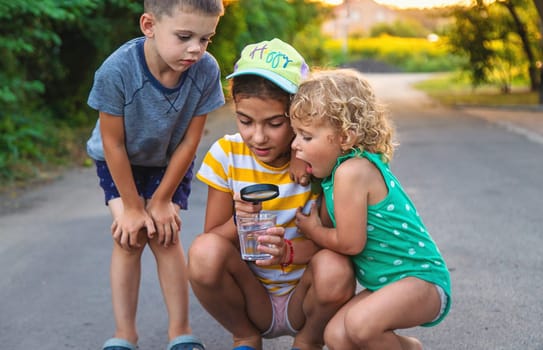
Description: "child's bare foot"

(397, 335), (423, 350)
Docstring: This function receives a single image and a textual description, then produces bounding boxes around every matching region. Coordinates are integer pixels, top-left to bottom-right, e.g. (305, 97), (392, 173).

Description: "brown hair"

(144, 0), (224, 19)
(289, 68), (396, 162)
(230, 75), (291, 110)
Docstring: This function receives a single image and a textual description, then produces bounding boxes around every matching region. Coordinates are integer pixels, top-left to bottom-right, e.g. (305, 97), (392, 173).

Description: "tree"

(448, 0), (541, 93)
(448, 1), (496, 87)
(210, 0), (330, 75)
(0, 0), (331, 183)
(498, 0), (539, 91)
(0, 0), (142, 181)
(532, 0), (543, 102)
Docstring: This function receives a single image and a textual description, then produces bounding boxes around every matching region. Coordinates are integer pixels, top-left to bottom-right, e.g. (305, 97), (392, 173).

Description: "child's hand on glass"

(255, 226), (287, 266)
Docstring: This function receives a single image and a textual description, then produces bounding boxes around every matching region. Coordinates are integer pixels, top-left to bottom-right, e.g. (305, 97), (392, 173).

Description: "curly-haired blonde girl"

(289, 68), (396, 163)
(290, 68), (451, 350)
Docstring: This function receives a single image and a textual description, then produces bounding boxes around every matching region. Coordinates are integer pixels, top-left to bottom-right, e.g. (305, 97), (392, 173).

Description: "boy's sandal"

(167, 335), (205, 350)
(102, 338), (137, 350)
(231, 346), (256, 350)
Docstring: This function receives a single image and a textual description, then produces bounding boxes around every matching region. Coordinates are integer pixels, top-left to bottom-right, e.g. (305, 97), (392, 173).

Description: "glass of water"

(236, 213), (276, 261)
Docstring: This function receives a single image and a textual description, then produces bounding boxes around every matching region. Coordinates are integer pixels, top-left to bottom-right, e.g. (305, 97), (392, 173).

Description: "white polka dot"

(420, 226), (425, 232)
(366, 256), (375, 261)
(418, 241), (425, 247)
(400, 274), (407, 279)
(379, 242), (388, 248)
(402, 223), (408, 229)
(405, 204), (411, 211)
(367, 225), (375, 232)
(393, 259), (403, 266)
(375, 213), (383, 218)
(387, 204), (395, 211)
(359, 269), (365, 276)
(393, 230), (401, 236)
(434, 261), (442, 266)
(390, 181), (396, 188)
(379, 276), (388, 283)
(421, 264), (430, 269)
(408, 248), (416, 255)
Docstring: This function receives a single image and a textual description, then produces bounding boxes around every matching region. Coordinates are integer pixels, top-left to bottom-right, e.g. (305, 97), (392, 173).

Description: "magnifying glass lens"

(240, 184), (280, 202)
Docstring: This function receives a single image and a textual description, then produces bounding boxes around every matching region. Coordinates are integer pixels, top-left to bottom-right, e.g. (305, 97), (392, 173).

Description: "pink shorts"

(261, 291), (298, 339)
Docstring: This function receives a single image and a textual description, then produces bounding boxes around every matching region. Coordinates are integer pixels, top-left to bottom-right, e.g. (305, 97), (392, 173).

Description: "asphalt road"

(1, 74), (542, 350)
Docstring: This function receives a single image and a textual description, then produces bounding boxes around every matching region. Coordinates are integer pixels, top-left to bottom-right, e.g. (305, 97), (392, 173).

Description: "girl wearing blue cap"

(188, 39), (355, 350)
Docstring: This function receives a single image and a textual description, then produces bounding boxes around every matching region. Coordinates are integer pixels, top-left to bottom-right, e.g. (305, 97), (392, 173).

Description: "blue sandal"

(167, 335), (205, 350)
(103, 338), (137, 350)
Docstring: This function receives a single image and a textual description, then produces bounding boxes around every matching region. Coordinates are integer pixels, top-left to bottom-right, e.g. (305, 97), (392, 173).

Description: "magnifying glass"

(240, 183), (280, 203)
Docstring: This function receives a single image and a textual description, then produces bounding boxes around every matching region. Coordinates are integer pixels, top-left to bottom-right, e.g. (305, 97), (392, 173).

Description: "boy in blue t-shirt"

(86, 1), (225, 349)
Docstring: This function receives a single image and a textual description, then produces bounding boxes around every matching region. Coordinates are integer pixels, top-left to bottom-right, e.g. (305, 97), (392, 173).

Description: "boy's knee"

(113, 239), (146, 257)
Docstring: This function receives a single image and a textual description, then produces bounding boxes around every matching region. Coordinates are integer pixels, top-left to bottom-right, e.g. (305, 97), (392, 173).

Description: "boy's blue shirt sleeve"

(192, 52), (225, 117)
(87, 37), (138, 117)
(87, 63), (125, 117)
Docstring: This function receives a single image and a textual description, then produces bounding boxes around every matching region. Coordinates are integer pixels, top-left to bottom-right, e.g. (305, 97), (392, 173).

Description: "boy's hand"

(289, 152), (310, 186)
(111, 207), (155, 250)
(147, 200), (181, 247)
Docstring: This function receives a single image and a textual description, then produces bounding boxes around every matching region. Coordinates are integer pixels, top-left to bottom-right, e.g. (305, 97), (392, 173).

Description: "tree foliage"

(0, 0), (139, 182)
(0, 0), (327, 184)
(447, 0), (541, 91)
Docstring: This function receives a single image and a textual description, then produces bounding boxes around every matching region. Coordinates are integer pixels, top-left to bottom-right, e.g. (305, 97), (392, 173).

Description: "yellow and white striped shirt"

(197, 133), (318, 296)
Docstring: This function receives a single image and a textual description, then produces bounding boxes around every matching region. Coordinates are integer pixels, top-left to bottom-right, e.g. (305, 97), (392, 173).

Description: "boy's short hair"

(144, 0), (224, 18)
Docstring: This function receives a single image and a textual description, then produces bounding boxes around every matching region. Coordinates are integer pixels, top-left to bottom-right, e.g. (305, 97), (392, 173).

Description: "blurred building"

(322, 0), (399, 38)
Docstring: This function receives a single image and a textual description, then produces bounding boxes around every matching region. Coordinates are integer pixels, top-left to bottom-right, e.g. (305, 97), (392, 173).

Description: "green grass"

(413, 73), (539, 106)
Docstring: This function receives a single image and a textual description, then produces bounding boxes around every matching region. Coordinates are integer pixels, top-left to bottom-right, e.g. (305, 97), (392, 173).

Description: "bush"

(325, 35), (465, 72)
(0, 0), (141, 185)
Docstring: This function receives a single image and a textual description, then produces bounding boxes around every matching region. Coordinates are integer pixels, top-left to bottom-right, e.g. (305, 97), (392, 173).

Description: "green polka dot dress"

(321, 149), (451, 326)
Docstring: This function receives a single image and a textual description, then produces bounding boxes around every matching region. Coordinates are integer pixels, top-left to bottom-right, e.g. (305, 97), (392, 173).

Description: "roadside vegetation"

(1, 0), (541, 192)
(325, 36), (464, 72)
(413, 73), (538, 106)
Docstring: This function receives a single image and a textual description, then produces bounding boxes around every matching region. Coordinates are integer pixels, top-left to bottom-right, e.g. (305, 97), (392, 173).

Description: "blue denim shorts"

(94, 159), (194, 210)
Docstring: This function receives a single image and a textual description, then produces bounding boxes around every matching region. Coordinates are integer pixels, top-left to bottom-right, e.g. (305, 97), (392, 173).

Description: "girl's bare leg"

(188, 233), (272, 350)
(325, 277), (441, 350)
(289, 249), (355, 350)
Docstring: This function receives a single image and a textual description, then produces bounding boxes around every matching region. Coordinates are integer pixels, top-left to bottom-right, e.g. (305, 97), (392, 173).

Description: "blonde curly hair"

(289, 68), (396, 163)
